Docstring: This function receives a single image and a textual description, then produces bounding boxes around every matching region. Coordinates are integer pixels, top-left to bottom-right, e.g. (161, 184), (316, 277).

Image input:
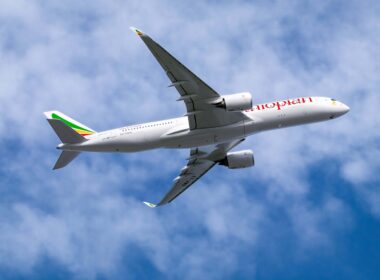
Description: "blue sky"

(0, 0), (379, 279)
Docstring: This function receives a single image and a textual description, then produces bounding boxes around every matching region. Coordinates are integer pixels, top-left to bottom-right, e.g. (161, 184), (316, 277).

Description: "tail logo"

(51, 113), (95, 136)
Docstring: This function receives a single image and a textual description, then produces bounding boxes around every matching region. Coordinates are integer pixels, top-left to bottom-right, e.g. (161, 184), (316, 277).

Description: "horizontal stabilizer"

(53, 151), (80, 170)
(47, 119), (86, 144)
(143, 201), (157, 208)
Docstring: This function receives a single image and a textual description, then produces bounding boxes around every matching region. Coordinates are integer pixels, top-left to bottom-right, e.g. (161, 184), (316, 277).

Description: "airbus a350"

(45, 27), (349, 207)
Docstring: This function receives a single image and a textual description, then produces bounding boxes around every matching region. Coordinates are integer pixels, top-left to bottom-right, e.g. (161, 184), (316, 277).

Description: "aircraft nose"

(340, 103), (350, 114)
(334, 102), (350, 116)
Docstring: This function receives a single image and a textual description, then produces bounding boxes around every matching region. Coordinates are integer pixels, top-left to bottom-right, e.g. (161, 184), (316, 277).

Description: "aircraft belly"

(68, 131), (154, 152)
(213, 123), (245, 143)
(162, 122), (245, 149)
(116, 132), (162, 151)
(66, 121), (247, 152)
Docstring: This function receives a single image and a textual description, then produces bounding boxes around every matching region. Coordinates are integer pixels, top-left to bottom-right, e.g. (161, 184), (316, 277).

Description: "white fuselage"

(59, 96), (349, 153)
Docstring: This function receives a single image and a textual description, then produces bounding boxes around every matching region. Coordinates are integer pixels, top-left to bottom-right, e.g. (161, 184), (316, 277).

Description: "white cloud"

(0, 0), (379, 279)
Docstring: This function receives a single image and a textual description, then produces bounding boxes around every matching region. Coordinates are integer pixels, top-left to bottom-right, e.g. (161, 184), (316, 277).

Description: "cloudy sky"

(0, 0), (379, 279)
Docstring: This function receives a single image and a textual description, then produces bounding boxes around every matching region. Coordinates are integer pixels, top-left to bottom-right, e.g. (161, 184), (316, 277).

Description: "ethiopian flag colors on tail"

(44, 111), (96, 137)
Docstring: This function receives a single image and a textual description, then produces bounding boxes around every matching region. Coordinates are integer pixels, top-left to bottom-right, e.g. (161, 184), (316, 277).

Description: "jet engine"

(214, 92), (252, 111)
(219, 150), (254, 169)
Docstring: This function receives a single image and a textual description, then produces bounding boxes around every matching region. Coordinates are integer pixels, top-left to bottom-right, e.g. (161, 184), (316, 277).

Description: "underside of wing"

(144, 159), (216, 208)
(130, 27), (248, 130)
(143, 139), (244, 207)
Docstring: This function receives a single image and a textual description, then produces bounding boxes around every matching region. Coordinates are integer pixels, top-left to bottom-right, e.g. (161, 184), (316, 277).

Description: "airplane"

(44, 27), (350, 208)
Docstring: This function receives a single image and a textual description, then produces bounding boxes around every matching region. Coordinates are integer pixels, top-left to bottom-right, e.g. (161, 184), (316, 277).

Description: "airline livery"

(45, 27), (349, 207)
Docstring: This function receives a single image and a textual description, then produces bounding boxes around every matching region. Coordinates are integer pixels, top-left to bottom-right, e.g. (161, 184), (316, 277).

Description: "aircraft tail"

(44, 111), (96, 169)
(44, 111), (96, 141)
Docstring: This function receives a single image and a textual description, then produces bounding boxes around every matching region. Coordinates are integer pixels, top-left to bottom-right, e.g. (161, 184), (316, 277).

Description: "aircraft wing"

(143, 139), (244, 208)
(130, 27), (248, 130)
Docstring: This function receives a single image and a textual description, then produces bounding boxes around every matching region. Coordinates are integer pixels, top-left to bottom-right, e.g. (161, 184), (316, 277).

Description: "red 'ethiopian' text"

(245, 97), (313, 112)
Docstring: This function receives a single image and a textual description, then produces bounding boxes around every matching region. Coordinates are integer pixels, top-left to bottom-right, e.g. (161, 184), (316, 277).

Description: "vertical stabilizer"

(44, 111), (96, 137)
(47, 119), (86, 144)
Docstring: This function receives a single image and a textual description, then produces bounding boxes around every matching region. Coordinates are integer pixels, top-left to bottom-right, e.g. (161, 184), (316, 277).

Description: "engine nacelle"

(219, 150), (255, 169)
(215, 92), (252, 111)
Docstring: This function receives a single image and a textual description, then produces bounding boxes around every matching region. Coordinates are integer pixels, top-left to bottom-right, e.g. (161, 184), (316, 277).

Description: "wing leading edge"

(143, 139), (245, 208)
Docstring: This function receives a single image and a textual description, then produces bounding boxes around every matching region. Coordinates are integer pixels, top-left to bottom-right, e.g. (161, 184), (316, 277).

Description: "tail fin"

(53, 151), (80, 170)
(44, 111), (96, 138)
(44, 111), (96, 169)
(46, 119), (87, 144)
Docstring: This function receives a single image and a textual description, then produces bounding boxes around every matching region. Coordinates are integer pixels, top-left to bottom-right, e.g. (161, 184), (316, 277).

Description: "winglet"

(130, 26), (144, 36)
(143, 201), (157, 208)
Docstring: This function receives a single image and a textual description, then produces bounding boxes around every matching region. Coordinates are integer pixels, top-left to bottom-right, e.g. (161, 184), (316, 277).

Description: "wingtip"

(143, 201), (157, 208)
(130, 26), (144, 36)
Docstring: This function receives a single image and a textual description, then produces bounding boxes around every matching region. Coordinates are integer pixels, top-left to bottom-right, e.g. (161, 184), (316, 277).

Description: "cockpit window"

(331, 98), (336, 101)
